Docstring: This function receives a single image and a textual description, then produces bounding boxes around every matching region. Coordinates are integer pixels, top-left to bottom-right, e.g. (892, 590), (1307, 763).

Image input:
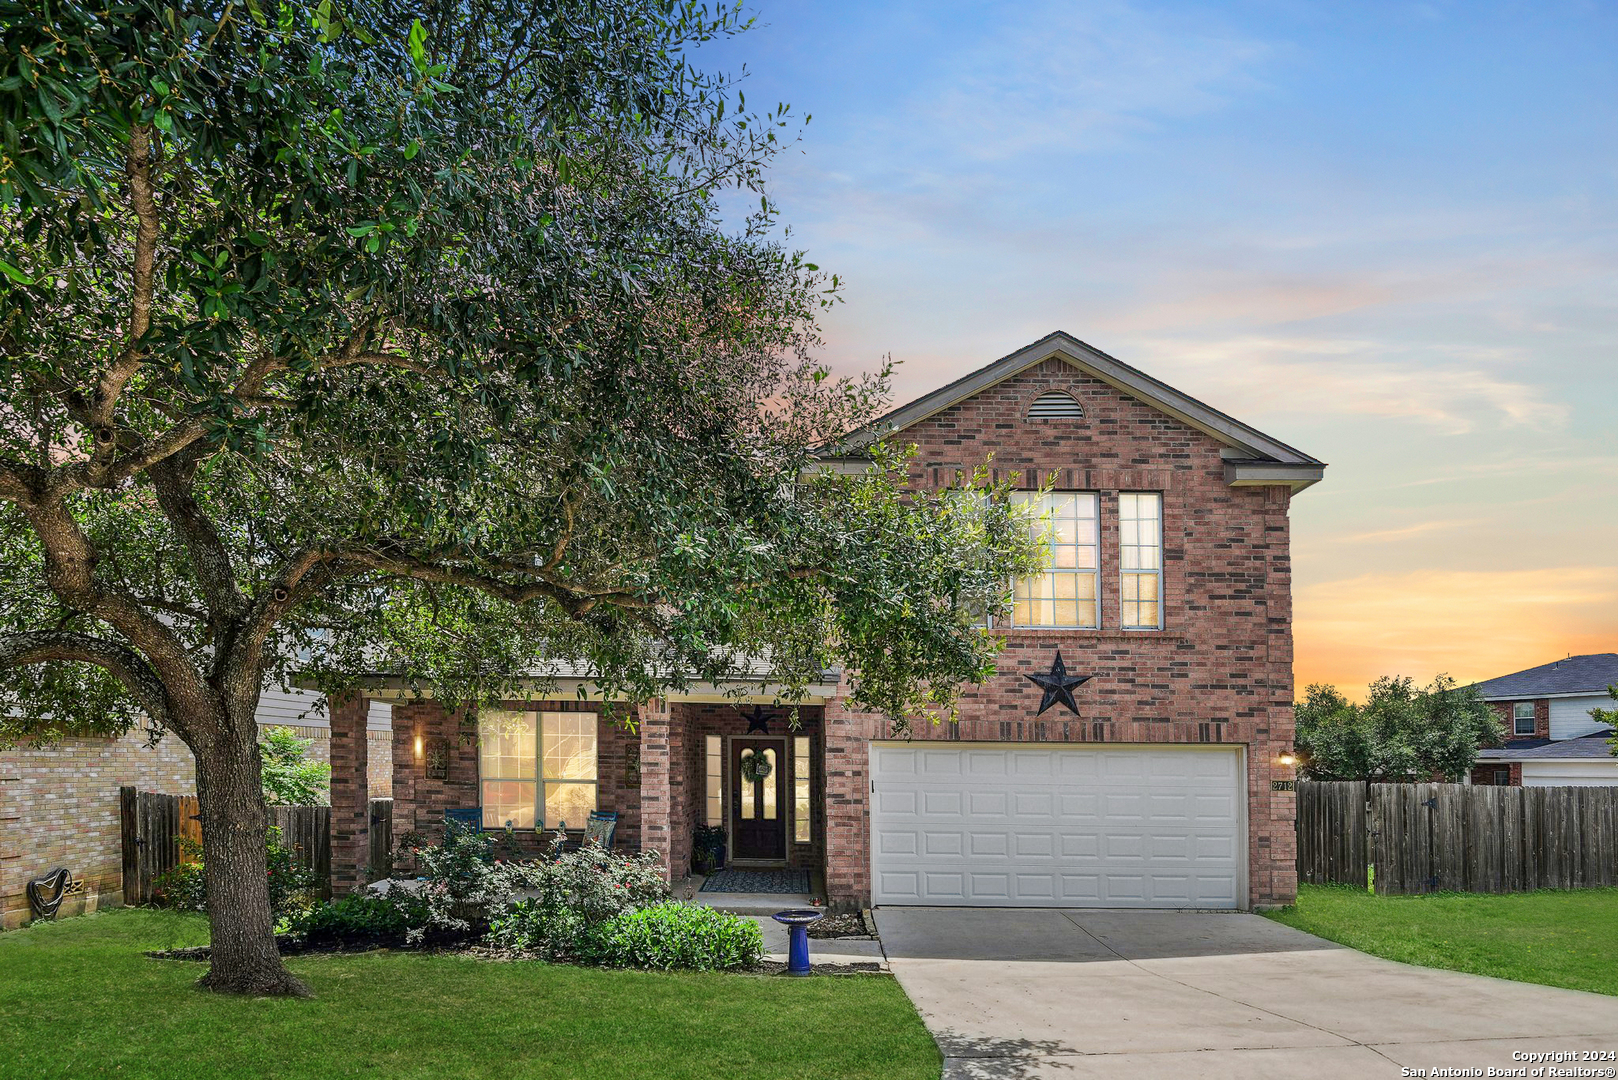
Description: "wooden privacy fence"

(119, 789), (334, 904)
(1296, 780), (1618, 895)
(1296, 780), (1368, 888)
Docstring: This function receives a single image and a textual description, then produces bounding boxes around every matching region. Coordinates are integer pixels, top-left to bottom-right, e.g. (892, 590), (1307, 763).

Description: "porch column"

(638, 699), (674, 882)
(328, 691), (369, 895)
(823, 697), (881, 910)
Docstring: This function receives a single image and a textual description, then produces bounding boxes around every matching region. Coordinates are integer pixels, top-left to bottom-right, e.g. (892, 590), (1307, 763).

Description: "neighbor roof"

(822, 331), (1326, 492)
(1477, 730), (1616, 761)
(1473, 654), (1618, 700)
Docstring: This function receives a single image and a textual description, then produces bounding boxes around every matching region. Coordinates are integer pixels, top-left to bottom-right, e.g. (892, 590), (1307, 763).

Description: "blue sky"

(703, 0), (1618, 696)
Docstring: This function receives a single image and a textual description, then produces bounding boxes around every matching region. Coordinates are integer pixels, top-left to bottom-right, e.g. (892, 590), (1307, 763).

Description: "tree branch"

(149, 449), (247, 620)
(0, 630), (171, 728)
(87, 124), (161, 445)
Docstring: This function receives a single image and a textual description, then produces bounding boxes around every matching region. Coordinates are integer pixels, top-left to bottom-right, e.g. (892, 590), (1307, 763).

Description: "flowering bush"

(486, 833), (670, 958)
(586, 902), (763, 971)
(406, 819), (529, 943)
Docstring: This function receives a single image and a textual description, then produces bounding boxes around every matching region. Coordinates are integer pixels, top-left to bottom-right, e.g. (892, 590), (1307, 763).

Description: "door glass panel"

(762, 749), (777, 820)
(740, 765), (754, 820)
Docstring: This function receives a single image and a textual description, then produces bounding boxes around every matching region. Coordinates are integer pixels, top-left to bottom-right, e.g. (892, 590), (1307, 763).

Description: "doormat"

(700, 868), (811, 894)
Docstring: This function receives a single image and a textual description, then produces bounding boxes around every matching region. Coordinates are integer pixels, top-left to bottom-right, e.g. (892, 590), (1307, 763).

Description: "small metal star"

(1026, 650), (1091, 717)
(741, 705), (771, 734)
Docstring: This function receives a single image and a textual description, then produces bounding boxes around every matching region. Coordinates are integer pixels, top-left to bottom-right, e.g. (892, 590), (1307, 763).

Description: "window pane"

(482, 780), (535, 830)
(705, 735), (723, 827)
(541, 711), (597, 780)
(479, 709), (535, 780)
(741, 772), (754, 820)
(762, 750), (777, 820)
(1119, 493), (1162, 629)
(542, 781), (596, 830)
(1010, 492), (1099, 628)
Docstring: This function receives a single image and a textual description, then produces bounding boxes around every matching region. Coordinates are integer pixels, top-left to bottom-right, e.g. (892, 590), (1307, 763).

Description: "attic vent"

(1027, 390), (1084, 420)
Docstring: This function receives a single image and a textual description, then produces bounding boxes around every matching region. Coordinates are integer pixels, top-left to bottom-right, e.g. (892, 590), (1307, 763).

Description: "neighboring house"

(0, 689), (391, 928)
(327, 331), (1324, 910)
(1470, 654), (1618, 788)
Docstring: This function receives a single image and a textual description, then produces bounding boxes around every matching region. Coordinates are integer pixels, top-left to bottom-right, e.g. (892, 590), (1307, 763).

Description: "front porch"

(323, 690), (873, 905)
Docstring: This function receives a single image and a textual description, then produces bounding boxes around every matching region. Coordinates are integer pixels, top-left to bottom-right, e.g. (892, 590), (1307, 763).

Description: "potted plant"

(693, 824), (726, 875)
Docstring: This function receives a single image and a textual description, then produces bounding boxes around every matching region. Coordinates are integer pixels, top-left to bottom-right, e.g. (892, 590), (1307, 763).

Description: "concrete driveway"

(875, 907), (1618, 1079)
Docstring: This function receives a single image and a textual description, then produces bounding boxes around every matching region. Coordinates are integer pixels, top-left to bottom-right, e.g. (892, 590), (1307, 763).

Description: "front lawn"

(0, 910), (940, 1080)
(1265, 883), (1618, 996)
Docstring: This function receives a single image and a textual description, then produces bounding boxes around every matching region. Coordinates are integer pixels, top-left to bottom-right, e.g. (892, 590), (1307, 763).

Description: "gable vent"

(1026, 390), (1084, 419)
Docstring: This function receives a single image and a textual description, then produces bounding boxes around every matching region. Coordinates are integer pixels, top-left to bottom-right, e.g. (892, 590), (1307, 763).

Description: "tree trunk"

(191, 714), (311, 997)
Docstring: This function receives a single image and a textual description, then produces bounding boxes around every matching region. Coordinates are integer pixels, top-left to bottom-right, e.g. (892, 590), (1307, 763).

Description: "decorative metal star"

(1026, 650), (1091, 716)
(741, 705), (771, 734)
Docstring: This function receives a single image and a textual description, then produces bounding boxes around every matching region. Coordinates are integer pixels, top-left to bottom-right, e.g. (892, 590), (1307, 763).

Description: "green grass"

(0, 909), (941, 1080)
(1265, 883), (1618, 996)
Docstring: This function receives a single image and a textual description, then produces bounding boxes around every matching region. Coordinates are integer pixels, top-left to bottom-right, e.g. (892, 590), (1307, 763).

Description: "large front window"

(479, 709), (599, 830)
(1011, 491), (1099, 628)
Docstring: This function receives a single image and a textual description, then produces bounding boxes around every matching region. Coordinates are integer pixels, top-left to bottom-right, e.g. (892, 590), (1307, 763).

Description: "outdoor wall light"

(414, 734), (424, 760)
(1278, 750), (1298, 767)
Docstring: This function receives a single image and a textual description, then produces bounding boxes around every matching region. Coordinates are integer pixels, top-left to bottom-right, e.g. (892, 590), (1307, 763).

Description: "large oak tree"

(0, 0), (1039, 995)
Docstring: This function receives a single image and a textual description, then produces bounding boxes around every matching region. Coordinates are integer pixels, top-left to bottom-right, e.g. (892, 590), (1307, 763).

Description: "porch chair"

(583, 810), (618, 851)
(444, 808), (483, 832)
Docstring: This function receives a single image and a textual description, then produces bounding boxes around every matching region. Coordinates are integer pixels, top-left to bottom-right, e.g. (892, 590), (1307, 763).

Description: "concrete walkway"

(875, 907), (1618, 1079)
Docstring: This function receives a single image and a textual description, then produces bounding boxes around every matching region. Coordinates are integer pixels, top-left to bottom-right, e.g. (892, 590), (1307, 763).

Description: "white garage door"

(870, 743), (1244, 908)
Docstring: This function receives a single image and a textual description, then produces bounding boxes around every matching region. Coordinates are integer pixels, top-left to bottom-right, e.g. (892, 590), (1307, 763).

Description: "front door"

(730, 737), (786, 862)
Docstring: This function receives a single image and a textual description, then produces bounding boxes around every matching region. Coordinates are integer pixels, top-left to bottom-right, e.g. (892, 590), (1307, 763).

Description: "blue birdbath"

(772, 909), (824, 976)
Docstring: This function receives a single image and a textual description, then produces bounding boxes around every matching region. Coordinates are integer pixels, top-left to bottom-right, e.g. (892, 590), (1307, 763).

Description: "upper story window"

(1010, 491), (1099, 628)
(1512, 702), (1536, 737)
(1119, 492), (1163, 630)
(479, 709), (599, 830)
(1026, 390), (1084, 419)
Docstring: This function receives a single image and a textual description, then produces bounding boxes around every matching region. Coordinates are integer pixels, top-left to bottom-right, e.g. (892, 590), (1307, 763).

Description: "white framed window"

(1011, 491), (1099, 628)
(705, 735), (723, 826)
(1119, 492), (1163, 630)
(1513, 702), (1536, 737)
(478, 709), (599, 830)
(793, 736), (811, 844)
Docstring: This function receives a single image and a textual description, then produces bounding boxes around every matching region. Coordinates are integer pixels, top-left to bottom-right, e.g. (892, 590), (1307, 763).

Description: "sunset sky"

(707, 1), (1618, 699)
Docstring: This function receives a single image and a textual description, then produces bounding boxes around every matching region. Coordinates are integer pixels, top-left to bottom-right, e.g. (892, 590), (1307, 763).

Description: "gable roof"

(1473, 654), (1618, 700)
(825, 331), (1326, 492)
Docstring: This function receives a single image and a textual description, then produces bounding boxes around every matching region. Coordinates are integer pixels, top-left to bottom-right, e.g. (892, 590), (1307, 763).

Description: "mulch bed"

(805, 912), (875, 939)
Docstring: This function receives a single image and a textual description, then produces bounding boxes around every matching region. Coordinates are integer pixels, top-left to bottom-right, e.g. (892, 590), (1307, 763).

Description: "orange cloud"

(1295, 566), (1618, 702)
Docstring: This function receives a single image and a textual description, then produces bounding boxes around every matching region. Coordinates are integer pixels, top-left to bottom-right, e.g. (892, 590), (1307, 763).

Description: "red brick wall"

(1490, 699), (1550, 742)
(1469, 762), (1521, 786)
(823, 357), (1302, 909)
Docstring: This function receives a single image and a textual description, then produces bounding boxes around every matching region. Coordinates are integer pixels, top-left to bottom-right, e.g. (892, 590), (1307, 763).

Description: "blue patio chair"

(444, 808), (483, 832)
(583, 810), (618, 851)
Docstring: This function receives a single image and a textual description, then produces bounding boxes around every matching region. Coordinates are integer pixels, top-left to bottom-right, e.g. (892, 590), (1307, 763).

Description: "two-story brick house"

(1470, 654), (1618, 787)
(328, 332), (1324, 911)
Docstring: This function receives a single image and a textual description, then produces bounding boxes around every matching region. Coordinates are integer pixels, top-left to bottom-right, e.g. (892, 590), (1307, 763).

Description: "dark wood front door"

(731, 737), (786, 861)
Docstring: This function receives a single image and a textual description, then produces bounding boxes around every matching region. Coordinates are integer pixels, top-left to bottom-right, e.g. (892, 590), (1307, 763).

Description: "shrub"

(407, 820), (531, 942)
(586, 902), (764, 971)
(487, 833), (670, 958)
(152, 828), (320, 924)
(291, 892), (429, 945)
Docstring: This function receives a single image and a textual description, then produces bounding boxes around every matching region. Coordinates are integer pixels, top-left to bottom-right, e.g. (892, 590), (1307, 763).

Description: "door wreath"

(739, 748), (774, 783)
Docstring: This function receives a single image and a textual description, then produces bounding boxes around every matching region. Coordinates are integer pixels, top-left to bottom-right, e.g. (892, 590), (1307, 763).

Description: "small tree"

(259, 726), (330, 806)
(1295, 674), (1502, 782)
